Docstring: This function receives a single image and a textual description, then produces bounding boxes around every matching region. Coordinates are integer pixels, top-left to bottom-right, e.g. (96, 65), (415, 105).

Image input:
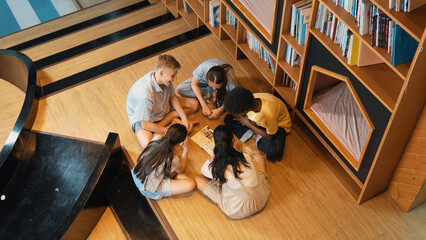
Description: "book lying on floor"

(191, 126), (214, 157)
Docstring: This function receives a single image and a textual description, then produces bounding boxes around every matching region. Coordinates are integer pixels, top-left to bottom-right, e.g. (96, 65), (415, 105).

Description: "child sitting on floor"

(132, 123), (195, 200)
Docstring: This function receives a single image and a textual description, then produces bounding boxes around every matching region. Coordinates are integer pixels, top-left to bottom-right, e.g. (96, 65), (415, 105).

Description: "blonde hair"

(155, 54), (181, 71)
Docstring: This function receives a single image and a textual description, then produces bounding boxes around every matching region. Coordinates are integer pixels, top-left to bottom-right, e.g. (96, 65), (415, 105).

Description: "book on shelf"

(245, 30), (276, 73)
(391, 24), (418, 66)
(183, 0), (193, 13)
(191, 126), (214, 157)
(347, 34), (360, 65)
(226, 8), (237, 28)
(315, 3), (354, 58)
(285, 44), (301, 67)
(358, 0), (372, 36)
(281, 72), (298, 91)
(390, 0), (424, 12)
(209, 0), (220, 27)
(316, 1), (418, 67)
(290, 0), (312, 46)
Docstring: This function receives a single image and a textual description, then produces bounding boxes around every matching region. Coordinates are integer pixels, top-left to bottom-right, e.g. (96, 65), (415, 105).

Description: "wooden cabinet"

(162, 0), (426, 204)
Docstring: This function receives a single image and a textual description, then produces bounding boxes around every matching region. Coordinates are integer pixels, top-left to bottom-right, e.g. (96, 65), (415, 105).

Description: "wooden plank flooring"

(1, 0), (425, 239)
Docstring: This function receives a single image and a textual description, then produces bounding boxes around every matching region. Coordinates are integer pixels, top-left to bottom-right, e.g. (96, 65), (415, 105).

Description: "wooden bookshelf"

(319, 0), (413, 80)
(277, 56), (301, 84)
(161, 0), (426, 205)
(282, 33), (305, 57)
(163, 0), (178, 17)
(185, 0), (203, 17)
(275, 85), (297, 109)
(221, 22), (238, 42)
(238, 43), (275, 85)
(177, 0), (198, 28)
(220, 28), (237, 57)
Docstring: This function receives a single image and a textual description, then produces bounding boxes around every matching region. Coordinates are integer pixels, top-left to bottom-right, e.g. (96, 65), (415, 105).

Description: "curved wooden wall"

(0, 49), (38, 193)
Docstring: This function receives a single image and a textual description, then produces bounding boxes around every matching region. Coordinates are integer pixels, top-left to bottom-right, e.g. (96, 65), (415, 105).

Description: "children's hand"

(182, 138), (189, 152)
(235, 115), (251, 127)
(208, 108), (222, 119)
(201, 104), (212, 117)
(183, 138), (188, 147)
(233, 138), (241, 151)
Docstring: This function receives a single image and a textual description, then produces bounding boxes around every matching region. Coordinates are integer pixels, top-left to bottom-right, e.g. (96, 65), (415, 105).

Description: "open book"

(191, 126), (214, 157)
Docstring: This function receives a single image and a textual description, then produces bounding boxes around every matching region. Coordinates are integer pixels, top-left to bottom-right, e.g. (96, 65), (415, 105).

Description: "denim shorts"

(132, 121), (142, 133)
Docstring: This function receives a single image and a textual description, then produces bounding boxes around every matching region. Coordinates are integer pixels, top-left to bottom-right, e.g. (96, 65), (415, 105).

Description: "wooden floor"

(1, 0), (425, 239)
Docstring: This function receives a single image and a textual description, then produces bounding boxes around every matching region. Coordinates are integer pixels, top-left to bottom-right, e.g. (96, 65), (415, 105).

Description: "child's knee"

(186, 178), (196, 191)
(190, 98), (199, 112)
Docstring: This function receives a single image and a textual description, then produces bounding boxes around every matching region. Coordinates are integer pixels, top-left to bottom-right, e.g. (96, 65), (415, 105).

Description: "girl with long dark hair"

(132, 124), (195, 199)
(195, 125), (270, 219)
(176, 59), (237, 119)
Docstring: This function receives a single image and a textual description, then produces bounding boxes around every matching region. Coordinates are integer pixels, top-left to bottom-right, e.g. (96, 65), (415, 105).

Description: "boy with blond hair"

(127, 54), (198, 148)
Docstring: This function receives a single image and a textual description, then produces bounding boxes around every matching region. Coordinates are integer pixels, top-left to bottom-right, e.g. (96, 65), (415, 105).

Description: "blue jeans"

(176, 78), (213, 100)
(224, 114), (288, 161)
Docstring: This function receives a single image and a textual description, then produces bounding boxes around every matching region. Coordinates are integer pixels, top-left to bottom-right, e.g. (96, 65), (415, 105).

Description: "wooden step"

(22, 3), (166, 62)
(37, 19), (192, 86)
(0, 0), (151, 49)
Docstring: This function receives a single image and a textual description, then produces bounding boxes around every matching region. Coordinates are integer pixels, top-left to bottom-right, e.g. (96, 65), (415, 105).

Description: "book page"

(191, 126), (214, 157)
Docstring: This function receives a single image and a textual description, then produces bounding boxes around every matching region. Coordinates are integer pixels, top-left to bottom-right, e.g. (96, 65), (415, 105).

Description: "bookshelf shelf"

(277, 58), (301, 84)
(371, 0), (426, 42)
(185, 0), (204, 18)
(222, 23), (238, 42)
(161, 0), (426, 205)
(178, 7), (198, 28)
(238, 43), (275, 85)
(220, 28), (237, 56)
(206, 23), (220, 37)
(359, 34), (411, 79)
(310, 28), (401, 111)
(220, 2), (238, 42)
(163, 0), (178, 18)
(222, 38), (236, 56)
(318, 0), (412, 81)
(275, 85), (297, 109)
(282, 33), (305, 57)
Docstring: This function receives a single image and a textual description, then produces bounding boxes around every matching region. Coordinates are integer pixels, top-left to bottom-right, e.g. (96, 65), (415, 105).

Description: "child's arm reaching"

(174, 138), (189, 174)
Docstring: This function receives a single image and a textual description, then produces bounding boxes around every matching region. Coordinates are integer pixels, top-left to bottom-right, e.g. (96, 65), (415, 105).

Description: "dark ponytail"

(133, 124), (187, 182)
(209, 125), (249, 183)
(206, 64), (232, 108)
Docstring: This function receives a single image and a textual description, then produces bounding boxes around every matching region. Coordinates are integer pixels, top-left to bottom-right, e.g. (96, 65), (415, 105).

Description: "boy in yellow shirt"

(223, 87), (292, 161)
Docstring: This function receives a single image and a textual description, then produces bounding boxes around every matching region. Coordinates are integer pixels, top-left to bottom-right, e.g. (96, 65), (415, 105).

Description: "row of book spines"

(183, 0), (193, 13)
(225, 8), (237, 28)
(281, 72), (298, 91)
(332, 0), (359, 18)
(245, 30), (276, 73)
(389, 0), (423, 12)
(369, 10), (394, 51)
(285, 44), (301, 67)
(315, 4), (354, 57)
(324, 1), (397, 54)
(290, 0), (312, 46)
